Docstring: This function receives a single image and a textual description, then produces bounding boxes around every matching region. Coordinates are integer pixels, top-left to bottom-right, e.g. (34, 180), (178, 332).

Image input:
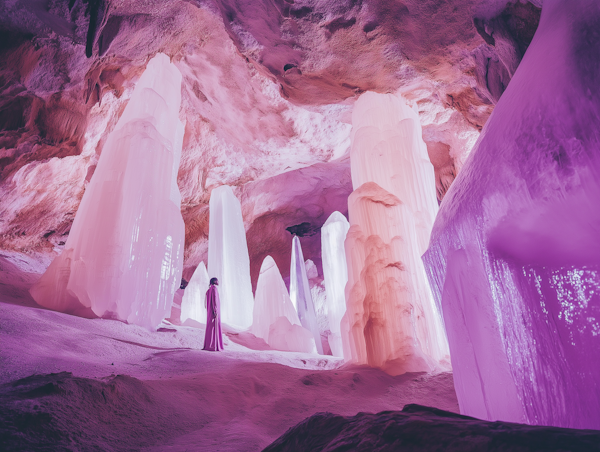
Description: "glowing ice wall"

(342, 91), (449, 374)
(30, 53), (184, 329)
(181, 262), (209, 324)
(252, 255), (316, 352)
(321, 211), (350, 357)
(290, 235), (323, 354)
(423, 0), (600, 429)
(208, 185), (254, 329)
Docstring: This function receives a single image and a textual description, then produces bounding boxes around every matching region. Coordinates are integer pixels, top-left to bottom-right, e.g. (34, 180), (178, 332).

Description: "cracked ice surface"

(423, 0), (600, 429)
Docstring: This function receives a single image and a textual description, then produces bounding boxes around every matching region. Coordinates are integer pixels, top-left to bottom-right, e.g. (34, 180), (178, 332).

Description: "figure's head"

(210, 277), (219, 286)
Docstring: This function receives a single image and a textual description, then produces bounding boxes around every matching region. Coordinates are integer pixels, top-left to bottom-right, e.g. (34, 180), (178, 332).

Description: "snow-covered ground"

(0, 253), (458, 451)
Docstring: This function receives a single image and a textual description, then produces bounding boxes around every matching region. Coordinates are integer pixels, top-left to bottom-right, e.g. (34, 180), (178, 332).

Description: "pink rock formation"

(30, 53), (185, 329)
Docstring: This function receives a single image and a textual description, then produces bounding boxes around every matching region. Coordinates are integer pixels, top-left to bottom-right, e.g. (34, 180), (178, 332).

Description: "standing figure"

(203, 277), (224, 351)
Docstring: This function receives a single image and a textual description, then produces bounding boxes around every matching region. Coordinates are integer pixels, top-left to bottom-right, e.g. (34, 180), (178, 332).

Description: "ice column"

(423, 0), (600, 429)
(290, 236), (323, 354)
(30, 53), (185, 329)
(181, 262), (209, 324)
(207, 185), (254, 329)
(321, 211), (350, 357)
(252, 256), (316, 353)
(341, 91), (449, 374)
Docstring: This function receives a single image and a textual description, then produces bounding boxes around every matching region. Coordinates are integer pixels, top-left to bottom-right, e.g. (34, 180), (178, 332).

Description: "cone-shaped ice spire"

(207, 185), (254, 329)
(321, 211), (350, 357)
(181, 262), (209, 324)
(30, 53), (185, 329)
(342, 91), (449, 373)
(252, 255), (316, 353)
(290, 235), (323, 354)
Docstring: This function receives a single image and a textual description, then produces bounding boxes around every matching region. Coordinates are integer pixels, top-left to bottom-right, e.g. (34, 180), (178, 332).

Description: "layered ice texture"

(181, 262), (209, 324)
(208, 185), (254, 330)
(423, 0), (600, 428)
(252, 255), (316, 353)
(321, 211), (350, 357)
(342, 91), (449, 374)
(30, 53), (185, 329)
(290, 236), (323, 354)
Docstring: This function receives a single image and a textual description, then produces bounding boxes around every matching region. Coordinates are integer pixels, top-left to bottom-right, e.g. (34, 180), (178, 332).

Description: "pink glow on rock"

(29, 53), (185, 329)
(424, 0), (600, 428)
(342, 91), (449, 374)
(208, 185), (254, 330)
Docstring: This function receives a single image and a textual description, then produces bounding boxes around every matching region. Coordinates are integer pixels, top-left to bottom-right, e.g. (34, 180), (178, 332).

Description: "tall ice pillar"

(321, 211), (350, 357)
(342, 91), (449, 373)
(30, 53), (185, 329)
(208, 185), (254, 329)
(423, 0), (600, 428)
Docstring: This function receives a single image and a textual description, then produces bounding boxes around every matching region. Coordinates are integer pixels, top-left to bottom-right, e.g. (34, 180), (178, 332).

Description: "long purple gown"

(203, 285), (223, 351)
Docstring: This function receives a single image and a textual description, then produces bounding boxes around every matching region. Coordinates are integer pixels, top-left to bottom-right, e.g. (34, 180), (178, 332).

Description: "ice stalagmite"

(30, 53), (184, 329)
(321, 211), (350, 357)
(342, 91), (449, 374)
(423, 0), (600, 429)
(252, 256), (317, 353)
(290, 235), (323, 354)
(180, 262), (209, 324)
(207, 185), (254, 329)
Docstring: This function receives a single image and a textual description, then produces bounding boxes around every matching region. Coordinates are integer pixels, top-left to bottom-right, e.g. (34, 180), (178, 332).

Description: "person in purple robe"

(203, 277), (224, 351)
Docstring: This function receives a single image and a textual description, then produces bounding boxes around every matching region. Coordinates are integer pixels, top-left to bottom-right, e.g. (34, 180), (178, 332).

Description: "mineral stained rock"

(290, 235), (323, 354)
(320, 211), (350, 357)
(30, 53), (185, 329)
(423, 0), (600, 428)
(342, 92), (449, 374)
(208, 185), (254, 330)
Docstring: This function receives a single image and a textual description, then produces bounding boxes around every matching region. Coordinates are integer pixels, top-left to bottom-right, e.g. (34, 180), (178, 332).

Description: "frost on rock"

(207, 185), (254, 330)
(321, 211), (350, 357)
(30, 53), (185, 329)
(290, 236), (323, 354)
(181, 262), (209, 324)
(423, 0), (600, 429)
(252, 255), (316, 353)
(342, 91), (449, 374)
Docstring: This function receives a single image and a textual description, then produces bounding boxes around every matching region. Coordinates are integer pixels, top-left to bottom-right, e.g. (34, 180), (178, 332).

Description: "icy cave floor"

(0, 252), (458, 451)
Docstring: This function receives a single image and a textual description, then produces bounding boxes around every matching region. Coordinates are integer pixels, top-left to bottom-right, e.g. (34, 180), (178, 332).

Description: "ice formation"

(30, 53), (185, 329)
(321, 211), (350, 357)
(423, 0), (600, 429)
(290, 236), (323, 354)
(252, 255), (316, 353)
(342, 91), (449, 374)
(207, 185), (254, 329)
(180, 262), (209, 324)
